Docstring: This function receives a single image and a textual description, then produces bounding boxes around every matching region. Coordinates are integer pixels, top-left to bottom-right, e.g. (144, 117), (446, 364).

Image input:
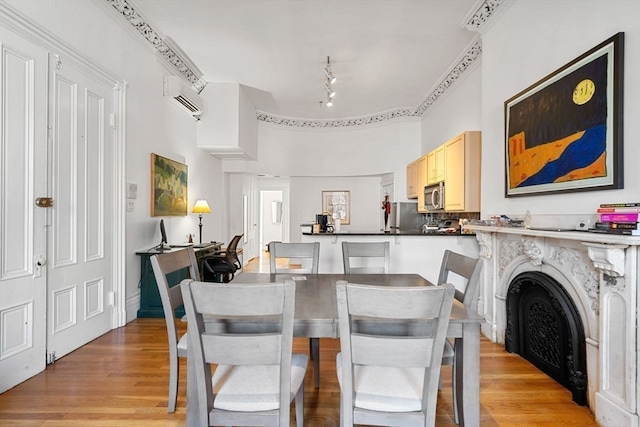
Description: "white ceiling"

(129, 0), (485, 120)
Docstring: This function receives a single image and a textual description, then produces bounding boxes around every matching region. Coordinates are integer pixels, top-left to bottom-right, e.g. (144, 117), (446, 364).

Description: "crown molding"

(103, 0), (207, 93)
(462, 0), (509, 32)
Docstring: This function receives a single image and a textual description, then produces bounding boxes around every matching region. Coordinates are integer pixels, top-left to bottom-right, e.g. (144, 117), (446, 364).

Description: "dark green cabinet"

(136, 244), (221, 318)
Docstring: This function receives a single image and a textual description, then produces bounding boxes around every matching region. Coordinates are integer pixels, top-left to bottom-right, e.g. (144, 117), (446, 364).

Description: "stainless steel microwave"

(424, 181), (445, 211)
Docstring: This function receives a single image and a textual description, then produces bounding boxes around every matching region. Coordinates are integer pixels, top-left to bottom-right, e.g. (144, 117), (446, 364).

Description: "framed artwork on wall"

(150, 153), (188, 216)
(322, 190), (350, 225)
(504, 32), (624, 197)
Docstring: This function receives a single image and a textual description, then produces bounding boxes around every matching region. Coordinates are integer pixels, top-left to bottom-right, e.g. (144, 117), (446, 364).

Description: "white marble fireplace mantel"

(465, 224), (640, 427)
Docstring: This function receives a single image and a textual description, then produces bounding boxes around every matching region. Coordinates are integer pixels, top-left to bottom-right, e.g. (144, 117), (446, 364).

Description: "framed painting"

(322, 190), (350, 225)
(505, 32), (624, 197)
(150, 153), (188, 216)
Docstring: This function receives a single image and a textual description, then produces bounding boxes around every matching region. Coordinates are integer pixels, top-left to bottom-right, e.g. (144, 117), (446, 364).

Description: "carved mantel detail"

(522, 236), (544, 266)
(582, 242), (628, 278)
(476, 231), (492, 259)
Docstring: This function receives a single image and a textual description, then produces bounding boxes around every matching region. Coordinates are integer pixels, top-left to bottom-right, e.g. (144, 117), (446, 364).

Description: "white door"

(0, 27), (49, 392)
(45, 54), (114, 361)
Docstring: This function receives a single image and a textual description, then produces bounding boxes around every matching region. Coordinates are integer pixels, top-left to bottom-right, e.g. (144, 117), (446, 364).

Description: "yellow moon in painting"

(572, 79), (595, 105)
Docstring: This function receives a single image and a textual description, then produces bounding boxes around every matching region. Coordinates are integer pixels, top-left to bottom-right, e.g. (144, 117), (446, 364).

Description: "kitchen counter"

(302, 229), (468, 236)
(300, 230), (479, 283)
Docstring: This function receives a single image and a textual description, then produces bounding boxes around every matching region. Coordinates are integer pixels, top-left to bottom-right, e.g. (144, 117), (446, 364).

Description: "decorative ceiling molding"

(104, 0), (207, 93)
(257, 38), (482, 128)
(104, 0), (501, 127)
(463, 0), (508, 32)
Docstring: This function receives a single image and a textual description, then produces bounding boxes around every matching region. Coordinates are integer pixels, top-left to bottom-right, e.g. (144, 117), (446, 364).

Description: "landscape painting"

(505, 33), (623, 197)
(150, 153), (188, 216)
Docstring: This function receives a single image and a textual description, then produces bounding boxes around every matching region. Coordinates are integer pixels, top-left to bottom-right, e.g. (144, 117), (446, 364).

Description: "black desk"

(135, 243), (221, 318)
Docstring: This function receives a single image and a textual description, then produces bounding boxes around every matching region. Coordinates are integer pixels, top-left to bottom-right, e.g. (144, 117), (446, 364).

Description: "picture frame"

(150, 153), (188, 216)
(322, 190), (350, 225)
(504, 32), (624, 197)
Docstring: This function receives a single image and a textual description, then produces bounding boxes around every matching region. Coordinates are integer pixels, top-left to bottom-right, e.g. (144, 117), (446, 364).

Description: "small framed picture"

(322, 190), (350, 224)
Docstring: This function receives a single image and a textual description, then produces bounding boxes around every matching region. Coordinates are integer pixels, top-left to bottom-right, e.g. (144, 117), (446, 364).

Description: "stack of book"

(590, 203), (640, 236)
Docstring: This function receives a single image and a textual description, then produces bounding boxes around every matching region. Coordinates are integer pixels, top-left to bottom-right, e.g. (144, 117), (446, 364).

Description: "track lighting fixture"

(324, 56), (336, 107)
(324, 56), (336, 84)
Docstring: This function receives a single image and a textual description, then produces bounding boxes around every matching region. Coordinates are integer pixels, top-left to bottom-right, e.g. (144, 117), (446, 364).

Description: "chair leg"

(168, 353), (178, 413)
(295, 382), (304, 427)
(452, 350), (459, 424)
(310, 338), (320, 388)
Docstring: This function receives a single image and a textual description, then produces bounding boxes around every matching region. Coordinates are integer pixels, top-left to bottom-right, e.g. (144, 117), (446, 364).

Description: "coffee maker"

(316, 214), (330, 232)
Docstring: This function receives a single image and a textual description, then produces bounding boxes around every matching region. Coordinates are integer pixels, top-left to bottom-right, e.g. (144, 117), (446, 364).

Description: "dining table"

(184, 273), (484, 427)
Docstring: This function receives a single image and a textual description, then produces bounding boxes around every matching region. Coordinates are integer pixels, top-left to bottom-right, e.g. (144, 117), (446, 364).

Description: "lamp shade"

(192, 199), (211, 214)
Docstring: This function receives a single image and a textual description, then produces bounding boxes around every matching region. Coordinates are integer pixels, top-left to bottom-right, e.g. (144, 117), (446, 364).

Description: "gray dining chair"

(150, 247), (199, 413)
(267, 241), (322, 387)
(180, 280), (308, 427)
(438, 249), (482, 424)
(335, 281), (455, 427)
(341, 241), (390, 274)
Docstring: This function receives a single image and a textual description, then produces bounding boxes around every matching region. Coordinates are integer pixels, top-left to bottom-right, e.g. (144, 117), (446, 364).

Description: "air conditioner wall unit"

(163, 76), (204, 119)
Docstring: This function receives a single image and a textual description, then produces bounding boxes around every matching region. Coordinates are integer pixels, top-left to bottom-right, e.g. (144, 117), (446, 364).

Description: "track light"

(323, 56), (336, 107)
(325, 82), (335, 98)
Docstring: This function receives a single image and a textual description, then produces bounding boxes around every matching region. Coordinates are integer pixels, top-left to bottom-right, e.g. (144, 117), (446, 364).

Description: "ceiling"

(125, 0), (493, 121)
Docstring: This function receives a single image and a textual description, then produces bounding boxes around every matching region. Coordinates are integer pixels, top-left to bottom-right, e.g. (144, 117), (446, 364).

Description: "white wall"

(5, 0), (219, 319)
(480, 0), (640, 217)
(420, 61), (483, 153)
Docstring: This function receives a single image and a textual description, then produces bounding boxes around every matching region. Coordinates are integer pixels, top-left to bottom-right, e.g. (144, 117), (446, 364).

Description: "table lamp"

(192, 199), (211, 244)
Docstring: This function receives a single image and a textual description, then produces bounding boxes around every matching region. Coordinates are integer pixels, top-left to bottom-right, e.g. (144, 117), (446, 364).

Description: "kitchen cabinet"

(406, 160), (418, 199)
(417, 154), (429, 213)
(444, 131), (481, 212)
(426, 145), (445, 185)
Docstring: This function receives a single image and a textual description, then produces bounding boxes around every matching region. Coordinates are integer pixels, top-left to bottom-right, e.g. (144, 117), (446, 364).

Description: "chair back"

(181, 280), (297, 426)
(224, 234), (244, 269)
(336, 281), (455, 427)
(342, 241), (390, 274)
(150, 247), (199, 344)
(437, 249), (482, 312)
(268, 242), (320, 274)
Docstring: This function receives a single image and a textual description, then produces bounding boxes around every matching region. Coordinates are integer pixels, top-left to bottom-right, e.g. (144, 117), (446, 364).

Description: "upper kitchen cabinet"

(406, 160), (418, 199)
(443, 131), (481, 212)
(417, 154), (429, 213)
(426, 145), (445, 185)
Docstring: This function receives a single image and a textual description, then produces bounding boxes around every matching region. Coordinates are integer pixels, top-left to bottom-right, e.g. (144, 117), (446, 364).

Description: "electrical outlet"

(127, 201), (135, 212)
(576, 219), (591, 231)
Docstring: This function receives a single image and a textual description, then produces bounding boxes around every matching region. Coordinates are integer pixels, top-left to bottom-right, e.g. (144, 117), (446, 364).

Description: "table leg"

(311, 337), (320, 388)
(456, 323), (480, 427)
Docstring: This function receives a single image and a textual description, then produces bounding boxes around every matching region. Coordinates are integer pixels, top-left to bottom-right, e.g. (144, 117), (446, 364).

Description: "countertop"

(302, 230), (472, 237)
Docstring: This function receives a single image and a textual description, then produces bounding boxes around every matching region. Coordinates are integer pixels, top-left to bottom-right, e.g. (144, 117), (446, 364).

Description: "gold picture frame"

(150, 153), (188, 216)
(322, 190), (350, 225)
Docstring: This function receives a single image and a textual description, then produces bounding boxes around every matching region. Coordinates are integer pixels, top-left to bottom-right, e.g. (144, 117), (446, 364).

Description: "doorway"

(259, 190), (283, 252)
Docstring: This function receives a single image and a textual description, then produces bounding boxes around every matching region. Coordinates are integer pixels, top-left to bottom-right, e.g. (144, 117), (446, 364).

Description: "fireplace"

(467, 224), (640, 427)
(505, 271), (587, 405)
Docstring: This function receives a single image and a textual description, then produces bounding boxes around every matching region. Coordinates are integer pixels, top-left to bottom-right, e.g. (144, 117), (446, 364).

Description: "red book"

(597, 207), (640, 213)
(599, 213), (639, 222)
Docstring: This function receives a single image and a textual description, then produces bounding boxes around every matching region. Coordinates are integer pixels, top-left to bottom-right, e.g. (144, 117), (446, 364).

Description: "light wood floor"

(0, 252), (598, 426)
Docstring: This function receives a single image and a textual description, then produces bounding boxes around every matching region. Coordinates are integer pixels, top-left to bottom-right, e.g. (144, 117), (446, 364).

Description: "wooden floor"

(0, 252), (598, 426)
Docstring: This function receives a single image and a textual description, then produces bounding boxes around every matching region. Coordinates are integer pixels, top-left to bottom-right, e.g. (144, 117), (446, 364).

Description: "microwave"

(424, 181), (445, 211)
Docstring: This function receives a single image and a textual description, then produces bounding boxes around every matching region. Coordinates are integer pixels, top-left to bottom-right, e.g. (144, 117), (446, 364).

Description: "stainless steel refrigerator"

(388, 202), (423, 232)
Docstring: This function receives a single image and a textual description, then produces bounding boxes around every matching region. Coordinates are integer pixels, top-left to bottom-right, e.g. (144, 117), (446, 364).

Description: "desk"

(185, 273), (483, 427)
(135, 243), (221, 318)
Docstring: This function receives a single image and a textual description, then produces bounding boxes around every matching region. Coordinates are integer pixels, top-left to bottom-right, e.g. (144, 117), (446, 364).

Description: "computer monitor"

(158, 219), (170, 252)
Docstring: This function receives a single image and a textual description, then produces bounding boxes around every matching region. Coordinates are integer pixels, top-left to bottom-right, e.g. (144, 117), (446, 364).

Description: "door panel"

(0, 28), (48, 393)
(46, 55), (113, 360)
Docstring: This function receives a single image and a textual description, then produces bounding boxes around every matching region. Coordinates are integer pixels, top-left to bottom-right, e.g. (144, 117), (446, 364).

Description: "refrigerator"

(388, 202), (423, 232)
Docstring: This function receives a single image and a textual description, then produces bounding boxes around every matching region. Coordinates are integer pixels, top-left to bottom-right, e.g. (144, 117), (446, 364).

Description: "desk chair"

(335, 281), (455, 427)
(150, 247), (199, 413)
(202, 234), (243, 283)
(267, 241), (322, 387)
(180, 280), (308, 427)
(342, 241), (390, 274)
(438, 249), (482, 424)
